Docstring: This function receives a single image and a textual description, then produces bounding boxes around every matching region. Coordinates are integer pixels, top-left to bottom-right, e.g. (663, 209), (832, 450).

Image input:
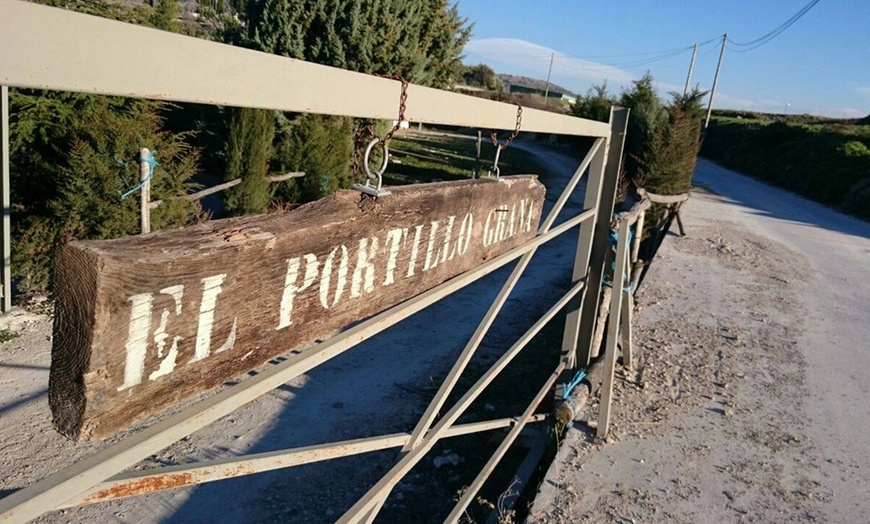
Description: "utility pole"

(704, 33), (727, 130)
(683, 42), (698, 96)
(543, 52), (555, 101)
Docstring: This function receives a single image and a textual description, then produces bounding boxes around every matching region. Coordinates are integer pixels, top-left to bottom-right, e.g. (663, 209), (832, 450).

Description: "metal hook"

(352, 138), (392, 197)
(483, 145), (503, 182)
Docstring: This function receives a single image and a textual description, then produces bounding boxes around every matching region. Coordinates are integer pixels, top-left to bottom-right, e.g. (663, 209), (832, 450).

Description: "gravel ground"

(530, 160), (870, 523)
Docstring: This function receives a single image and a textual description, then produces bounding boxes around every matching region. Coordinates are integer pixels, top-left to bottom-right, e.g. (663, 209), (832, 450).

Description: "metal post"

(0, 85), (11, 314)
(139, 147), (151, 234)
(573, 108), (630, 368)
(704, 34), (727, 130)
(683, 43), (698, 96)
(543, 52), (555, 101)
(475, 130), (482, 177)
(559, 140), (608, 370)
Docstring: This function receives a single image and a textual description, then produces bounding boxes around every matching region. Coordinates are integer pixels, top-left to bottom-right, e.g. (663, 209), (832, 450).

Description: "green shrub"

(273, 114), (355, 202)
(702, 119), (870, 217)
(10, 92), (203, 293)
(222, 107), (276, 215)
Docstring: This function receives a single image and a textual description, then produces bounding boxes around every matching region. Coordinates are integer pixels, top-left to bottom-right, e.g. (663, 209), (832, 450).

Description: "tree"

(571, 82), (615, 123)
(222, 107), (276, 214)
(460, 63), (503, 93)
(222, 0), (474, 208)
(635, 89), (707, 195)
(246, 0), (471, 87)
(619, 72), (668, 184)
(149, 0), (181, 32)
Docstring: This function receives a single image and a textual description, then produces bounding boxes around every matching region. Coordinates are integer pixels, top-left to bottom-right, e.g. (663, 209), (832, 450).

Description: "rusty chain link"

(351, 75), (409, 179)
(490, 103), (523, 150)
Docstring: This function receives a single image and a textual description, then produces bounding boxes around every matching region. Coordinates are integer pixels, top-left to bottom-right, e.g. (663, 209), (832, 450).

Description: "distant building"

(504, 83), (577, 104)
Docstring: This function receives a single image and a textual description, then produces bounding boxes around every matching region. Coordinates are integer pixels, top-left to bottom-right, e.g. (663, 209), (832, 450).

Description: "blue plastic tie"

(121, 151), (159, 200)
(561, 368), (588, 399)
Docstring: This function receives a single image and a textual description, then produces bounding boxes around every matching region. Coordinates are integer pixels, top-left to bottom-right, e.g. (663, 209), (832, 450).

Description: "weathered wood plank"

(50, 177), (545, 440)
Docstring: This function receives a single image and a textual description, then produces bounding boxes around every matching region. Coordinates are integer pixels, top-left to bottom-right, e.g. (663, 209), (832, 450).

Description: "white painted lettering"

(423, 221), (440, 271)
(276, 254), (319, 330)
(319, 245), (349, 308)
(118, 293), (153, 391)
(383, 228), (405, 286)
(191, 274), (236, 363)
(437, 215), (456, 264)
(406, 224), (424, 277)
(456, 212), (473, 255)
(148, 285), (184, 382)
(352, 237), (379, 297)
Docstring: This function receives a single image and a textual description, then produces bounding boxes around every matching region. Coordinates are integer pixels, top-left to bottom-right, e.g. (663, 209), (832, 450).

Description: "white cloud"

(465, 37), (860, 118)
(464, 38), (635, 91)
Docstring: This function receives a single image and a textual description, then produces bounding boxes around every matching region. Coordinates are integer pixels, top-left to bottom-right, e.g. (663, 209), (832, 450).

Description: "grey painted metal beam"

(60, 415), (546, 509)
(0, 1), (609, 138)
(574, 108), (630, 367)
(0, 85), (10, 313)
(597, 219), (631, 437)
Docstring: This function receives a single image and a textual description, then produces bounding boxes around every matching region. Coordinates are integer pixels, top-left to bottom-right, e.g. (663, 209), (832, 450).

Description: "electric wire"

(729, 0), (821, 52)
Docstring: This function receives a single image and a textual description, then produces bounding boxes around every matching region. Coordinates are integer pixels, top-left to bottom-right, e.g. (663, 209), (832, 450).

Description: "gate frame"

(0, 2), (629, 522)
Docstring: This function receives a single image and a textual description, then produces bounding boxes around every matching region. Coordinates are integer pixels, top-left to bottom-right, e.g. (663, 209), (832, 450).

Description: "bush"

(10, 93), (203, 293)
(273, 114), (356, 202)
(222, 107), (276, 215)
(701, 119), (870, 217)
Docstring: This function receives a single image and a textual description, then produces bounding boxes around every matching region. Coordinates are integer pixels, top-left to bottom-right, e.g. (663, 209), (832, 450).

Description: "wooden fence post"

(139, 147), (151, 235)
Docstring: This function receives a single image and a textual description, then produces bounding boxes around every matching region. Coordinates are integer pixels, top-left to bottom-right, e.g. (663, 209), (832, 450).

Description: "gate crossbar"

(338, 280), (588, 522)
(446, 361), (566, 522)
(60, 415), (546, 509)
(403, 138), (604, 453)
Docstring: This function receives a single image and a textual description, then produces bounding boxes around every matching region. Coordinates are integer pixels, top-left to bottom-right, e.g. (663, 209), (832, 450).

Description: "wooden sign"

(50, 176), (546, 440)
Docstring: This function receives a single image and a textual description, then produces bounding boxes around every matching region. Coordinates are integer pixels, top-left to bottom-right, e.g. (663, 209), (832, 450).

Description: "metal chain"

(351, 75), (408, 178)
(352, 121), (376, 177)
(490, 103), (523, 150)
(381, 75), (409, 144)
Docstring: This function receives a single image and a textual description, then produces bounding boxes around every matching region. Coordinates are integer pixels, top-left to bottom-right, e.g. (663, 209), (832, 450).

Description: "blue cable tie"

(561, 368), (588, 400)
(121, 151), (159, 200)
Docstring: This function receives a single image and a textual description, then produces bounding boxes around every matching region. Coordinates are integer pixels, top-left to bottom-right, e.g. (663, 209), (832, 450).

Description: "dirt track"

(531, 159), (870, 523)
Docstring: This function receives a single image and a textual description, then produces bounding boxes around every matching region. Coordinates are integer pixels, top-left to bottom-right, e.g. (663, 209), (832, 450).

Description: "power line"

(729, 0), (821, 51)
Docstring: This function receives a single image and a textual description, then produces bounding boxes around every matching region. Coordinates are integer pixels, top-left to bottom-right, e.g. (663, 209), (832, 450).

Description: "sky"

(455, 0), (870, 118)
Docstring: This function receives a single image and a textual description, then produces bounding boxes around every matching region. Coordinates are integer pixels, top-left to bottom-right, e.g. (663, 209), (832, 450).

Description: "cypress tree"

(222, 107), (276, 215)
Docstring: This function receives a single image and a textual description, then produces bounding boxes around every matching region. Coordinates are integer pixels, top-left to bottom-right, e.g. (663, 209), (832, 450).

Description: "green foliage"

(570, 82), (616, 123)
(150, 0), (182, 32)
(273, 114), (356, 201)
(246, 0), (472, 88)
(635, 91), (705, 195)
(0, 330), (20, 343)
(460, 64), (503, 93)
(10, 92), (203, 292)
(702, 119), (870, 218)
(620, 73), (668, 183)
(843, 140), (870, 157)
(223, 107), (276, 215)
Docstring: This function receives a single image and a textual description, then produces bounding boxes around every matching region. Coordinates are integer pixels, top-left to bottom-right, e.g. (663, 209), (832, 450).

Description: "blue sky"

(456, 1), (869, 118)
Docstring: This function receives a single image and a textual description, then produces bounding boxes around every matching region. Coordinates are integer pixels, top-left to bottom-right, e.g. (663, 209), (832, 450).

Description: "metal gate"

(0, 2), (628, 522)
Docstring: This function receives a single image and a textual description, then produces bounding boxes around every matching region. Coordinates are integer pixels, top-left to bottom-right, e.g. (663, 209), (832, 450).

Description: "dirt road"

(531, 159), (870, 522)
